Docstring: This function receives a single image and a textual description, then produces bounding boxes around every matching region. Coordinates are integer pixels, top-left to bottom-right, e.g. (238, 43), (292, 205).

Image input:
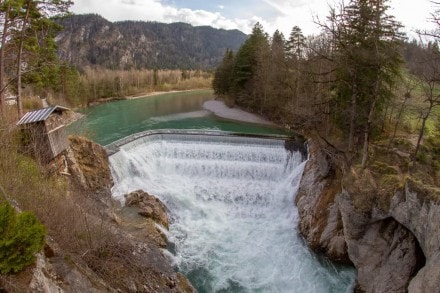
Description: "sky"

(71, 0), (437, 38)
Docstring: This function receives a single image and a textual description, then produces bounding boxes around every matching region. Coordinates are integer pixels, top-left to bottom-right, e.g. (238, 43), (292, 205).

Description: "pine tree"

(286, 26), (306, 60)
(0, 0), (72, 116)
(0, 202), (46, 273)
(230, 22), (270, 110)
(323, 0), (404, 164)
(268, 30), (288, 116)
(285, 26), (306, 114)
(213, 49), (235, 95)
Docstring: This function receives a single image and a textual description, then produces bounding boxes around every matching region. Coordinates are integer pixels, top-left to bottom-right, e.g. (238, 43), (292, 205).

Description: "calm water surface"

(68, 90), (291, 145)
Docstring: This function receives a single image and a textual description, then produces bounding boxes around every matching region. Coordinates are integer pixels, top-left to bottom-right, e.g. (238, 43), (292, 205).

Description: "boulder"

(125, 189), (169, 229)
(117, 190), (170, 248)
(67, 136), (113, 197)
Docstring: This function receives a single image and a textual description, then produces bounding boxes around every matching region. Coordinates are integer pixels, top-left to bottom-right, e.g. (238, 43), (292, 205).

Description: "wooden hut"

(17, 106), (70, 164)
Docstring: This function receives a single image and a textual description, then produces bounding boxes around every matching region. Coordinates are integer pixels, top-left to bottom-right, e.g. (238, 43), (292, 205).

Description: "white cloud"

(258, 0), (327, 37)
(389, 0), (435, 36)
(71, 0), (437, 38)
(72, 0), (257, 33)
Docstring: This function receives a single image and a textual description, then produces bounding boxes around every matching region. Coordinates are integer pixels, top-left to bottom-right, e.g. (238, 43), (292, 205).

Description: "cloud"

(72, 0), (260, 33)
(71, 0), (433, 39)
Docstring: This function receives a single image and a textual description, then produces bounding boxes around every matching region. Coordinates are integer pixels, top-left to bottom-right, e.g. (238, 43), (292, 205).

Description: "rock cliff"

(296, 140), (439, 292)
(67, 135), (113, 196)
(27, 136), (195, 293)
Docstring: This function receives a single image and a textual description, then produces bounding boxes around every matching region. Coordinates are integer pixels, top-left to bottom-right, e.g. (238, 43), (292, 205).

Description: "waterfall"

(109, 132), (355, 292)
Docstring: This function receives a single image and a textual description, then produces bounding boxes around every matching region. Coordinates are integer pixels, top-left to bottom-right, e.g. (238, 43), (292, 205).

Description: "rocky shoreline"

(296, 139), (440, 292)
(28, 136), (195, 292)
(27, 134), (440, 292)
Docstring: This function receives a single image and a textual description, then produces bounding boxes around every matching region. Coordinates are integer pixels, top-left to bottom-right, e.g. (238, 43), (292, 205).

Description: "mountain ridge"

(55, 14), (248, 70)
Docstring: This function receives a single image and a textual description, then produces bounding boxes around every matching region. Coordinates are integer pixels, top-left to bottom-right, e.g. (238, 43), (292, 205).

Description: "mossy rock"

(406, 178), (440, 203)
(376, 174), (403, 211)
(343, 167), (377, 213)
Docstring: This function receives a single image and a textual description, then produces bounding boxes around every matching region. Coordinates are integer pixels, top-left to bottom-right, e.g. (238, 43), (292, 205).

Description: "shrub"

(0, 202), (46, 274)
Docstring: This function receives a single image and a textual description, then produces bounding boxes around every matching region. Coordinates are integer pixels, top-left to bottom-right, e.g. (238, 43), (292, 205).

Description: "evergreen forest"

(213, 0), (440, 174)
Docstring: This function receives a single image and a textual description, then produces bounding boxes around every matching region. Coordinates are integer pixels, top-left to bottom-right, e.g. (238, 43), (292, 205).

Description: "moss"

(406, 178), (440, 203)
(371, 161), (399, 175)
(376, 174), (402, 211)
(343, 167), (377, 213)
(389, 137), (414, 153)
(416, 151), (428, 164)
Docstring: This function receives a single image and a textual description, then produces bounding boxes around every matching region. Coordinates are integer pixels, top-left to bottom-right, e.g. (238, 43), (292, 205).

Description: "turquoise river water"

(68, 89), (291, 146)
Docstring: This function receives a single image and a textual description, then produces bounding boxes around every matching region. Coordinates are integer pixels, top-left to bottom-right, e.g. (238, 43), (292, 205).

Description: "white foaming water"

(109, 134), (355, 292)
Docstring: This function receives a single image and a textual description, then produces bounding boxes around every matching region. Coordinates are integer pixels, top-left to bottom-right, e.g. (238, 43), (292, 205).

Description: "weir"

(108, 130), (354, 292)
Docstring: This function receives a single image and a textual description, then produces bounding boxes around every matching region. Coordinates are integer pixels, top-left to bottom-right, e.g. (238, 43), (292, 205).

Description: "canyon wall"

(296, 140), (440, 292)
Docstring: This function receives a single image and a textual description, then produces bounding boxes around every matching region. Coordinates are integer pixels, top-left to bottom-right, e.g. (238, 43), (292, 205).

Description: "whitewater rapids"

(108, 132), (355, 292)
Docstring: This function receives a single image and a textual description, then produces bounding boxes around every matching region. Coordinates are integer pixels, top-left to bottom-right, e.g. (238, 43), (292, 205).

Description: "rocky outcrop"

(24, 136), (196, 293)
(119, 190), (170, 248)
(125, 190), (169, 229)
(390, 181), (440, 293)
(296, 140), (439, 292)
(295, 142), (349, 263)
(67, 135), (113, 196)
(30, 243), (114, 293)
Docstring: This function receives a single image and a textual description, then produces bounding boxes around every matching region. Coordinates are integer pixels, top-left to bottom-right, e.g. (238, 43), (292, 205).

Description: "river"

(68, 89), (291, 146)
(69, 90), (355, 292)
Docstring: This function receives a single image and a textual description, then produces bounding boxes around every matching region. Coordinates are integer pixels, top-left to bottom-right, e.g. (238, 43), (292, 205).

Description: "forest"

(55, 14), (247, 70)
(213, 0), (440, 174)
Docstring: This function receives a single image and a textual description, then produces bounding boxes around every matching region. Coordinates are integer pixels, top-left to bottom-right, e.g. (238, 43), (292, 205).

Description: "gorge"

(68, 90), (439, 292)
(70, 91), (356, 291)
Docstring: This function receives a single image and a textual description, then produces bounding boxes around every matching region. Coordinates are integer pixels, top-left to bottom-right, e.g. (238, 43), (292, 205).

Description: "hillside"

(55, 14), (248, 70)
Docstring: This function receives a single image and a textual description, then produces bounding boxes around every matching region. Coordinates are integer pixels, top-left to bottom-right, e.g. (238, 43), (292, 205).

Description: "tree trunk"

(16, 1), (32, 117)
(413, 110), (430, 165)
(381, 102), (389, 132)
(348, 81), (357, 152)
(387, 95), (409, 150)
(0, 3), (11, 116)
(361, 68), (380, 169)
(361, 97), (377, 169)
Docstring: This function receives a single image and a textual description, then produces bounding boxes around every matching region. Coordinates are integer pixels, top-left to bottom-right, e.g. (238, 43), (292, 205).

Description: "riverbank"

(203, 100), (275, 126)
(82, 89), (275, 128)
(125, 89), (198, 100)
(86, 88), (212, 107)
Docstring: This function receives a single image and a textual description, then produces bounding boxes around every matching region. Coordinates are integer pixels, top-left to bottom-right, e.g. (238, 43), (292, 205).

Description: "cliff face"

(67, 135), (114, 197)
(296, 140), (440, 292)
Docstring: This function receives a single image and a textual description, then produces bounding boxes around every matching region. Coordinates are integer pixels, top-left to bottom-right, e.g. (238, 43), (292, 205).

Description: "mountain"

(55, 14), (248, 70)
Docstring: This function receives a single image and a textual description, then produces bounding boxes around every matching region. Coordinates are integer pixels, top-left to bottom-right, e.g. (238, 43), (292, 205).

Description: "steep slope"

(55, 14), (248, 70)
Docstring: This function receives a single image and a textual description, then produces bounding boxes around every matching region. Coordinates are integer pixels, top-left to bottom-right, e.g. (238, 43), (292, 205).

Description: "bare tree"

(412, 53), (440, 164)
(410, 1), (440, 164)
(387, 77), (417, 150)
